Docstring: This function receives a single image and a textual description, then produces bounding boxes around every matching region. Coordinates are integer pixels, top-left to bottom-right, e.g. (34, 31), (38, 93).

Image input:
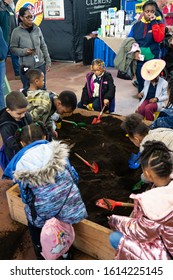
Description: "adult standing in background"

(10, 7), (51, 91)
(0, 0), (20, 79)
(0, 26), (8, 110)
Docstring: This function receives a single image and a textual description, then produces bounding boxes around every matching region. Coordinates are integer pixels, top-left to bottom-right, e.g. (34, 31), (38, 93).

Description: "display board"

(14, 0), (121, 61)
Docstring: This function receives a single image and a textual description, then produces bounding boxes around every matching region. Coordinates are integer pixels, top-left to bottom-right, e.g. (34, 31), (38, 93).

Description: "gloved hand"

(84, 103), (93, 111)
(128, 151), (140, 169)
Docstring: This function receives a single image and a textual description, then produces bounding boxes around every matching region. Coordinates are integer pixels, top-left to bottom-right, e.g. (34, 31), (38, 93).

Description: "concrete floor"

(0, 58), (139, 260)
(6, 58), (139, 116)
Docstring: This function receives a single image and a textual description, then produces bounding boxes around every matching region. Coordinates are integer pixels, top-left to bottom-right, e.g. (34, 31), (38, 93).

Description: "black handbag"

(117, 70), (132, 80)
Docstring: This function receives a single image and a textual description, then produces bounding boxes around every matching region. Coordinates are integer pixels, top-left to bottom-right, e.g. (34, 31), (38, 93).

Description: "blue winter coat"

(4, 140), (87, 227)
(150, 106), (173, 129)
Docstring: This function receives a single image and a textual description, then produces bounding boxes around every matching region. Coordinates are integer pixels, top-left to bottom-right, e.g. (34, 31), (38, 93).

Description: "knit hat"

(141, 59), (166, 81)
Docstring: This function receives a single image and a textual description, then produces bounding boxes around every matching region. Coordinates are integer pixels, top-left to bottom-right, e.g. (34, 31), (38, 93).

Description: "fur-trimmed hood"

(14, 140), (69, 186)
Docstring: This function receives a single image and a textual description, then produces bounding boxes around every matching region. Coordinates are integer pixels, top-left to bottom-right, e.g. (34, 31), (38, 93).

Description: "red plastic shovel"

(92, 105), (106, 125)
(96, 198), (134, 211)
(74, 152), (99, 173)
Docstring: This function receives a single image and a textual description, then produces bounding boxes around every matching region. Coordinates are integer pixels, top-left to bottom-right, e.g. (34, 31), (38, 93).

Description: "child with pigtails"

(3, 122), (87, 260)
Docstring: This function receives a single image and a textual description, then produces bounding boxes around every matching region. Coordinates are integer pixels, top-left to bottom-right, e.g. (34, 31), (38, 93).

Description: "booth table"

(94, 37), (124, 67)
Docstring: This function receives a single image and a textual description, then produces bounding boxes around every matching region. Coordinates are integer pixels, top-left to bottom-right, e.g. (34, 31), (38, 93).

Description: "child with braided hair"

(150, 76), (173, 129)
(108, 140), (173, 260)
(3, 122), (87, 260)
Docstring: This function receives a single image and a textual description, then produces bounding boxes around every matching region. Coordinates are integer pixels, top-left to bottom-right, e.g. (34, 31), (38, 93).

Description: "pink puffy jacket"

(109, 181), (173, 260)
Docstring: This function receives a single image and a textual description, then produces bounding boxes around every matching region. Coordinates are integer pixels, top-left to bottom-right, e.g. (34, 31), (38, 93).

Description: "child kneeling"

(4, 122), (87, 259)
(136, 59), (168, 121)
(78, 59), (116, 112)
(108, 140), (173, 260)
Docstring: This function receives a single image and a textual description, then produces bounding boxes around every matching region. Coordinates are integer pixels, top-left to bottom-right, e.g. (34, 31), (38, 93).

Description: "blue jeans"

(109, 231), (123, 249)
(20, 63), (46, 91)
(136, 61), (145, 93)
(9, 50), (20, 76)
(0, 60), (6, 110)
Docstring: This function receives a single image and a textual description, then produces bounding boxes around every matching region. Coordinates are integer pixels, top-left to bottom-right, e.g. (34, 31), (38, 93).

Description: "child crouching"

(4, 122), (87, 259)
(108, 140), (173, 260)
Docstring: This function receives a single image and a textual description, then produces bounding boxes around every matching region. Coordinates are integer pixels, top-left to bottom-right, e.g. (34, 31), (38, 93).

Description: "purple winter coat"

(81, 71), (116, 110)
(109, 181), (173, 260)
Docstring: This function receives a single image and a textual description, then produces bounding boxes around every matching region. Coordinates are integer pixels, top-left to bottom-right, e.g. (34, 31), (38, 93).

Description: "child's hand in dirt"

(52, 130), (58, 138)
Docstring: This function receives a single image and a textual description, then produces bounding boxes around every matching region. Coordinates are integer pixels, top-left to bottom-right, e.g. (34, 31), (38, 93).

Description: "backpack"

(40, 217), (75, 260)
(0, 145), (9, 171)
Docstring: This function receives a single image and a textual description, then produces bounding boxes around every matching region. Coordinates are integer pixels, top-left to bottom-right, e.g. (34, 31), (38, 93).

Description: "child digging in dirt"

(121, 113), (173, 152)
(78, 59), (116, 112)
(3, 122), (87, 260)
(108, 140), (173, 260)
(24, 69), (77, 138)
(121, 112), (173, 188)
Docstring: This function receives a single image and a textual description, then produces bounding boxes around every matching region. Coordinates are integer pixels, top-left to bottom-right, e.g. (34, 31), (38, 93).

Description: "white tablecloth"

(98, 37), (124, 54)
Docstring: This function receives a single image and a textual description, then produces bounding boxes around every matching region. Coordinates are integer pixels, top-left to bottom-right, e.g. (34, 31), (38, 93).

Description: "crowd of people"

(0, 0), (173, 260)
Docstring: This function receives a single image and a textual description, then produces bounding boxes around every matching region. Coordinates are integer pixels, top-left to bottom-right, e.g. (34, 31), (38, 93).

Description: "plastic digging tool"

(74, 152), (99, 173)
(132, 179), (143, 191)
(128, 151), (141, 169)
(91, 105), (106, 124)
(96, 198), (134, 211)
(62, 119), (86, 127)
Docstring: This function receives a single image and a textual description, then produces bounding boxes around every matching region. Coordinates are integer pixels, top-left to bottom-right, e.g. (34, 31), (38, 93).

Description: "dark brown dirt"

(59, 113), (142, 228)
(0, 113), (143, 260)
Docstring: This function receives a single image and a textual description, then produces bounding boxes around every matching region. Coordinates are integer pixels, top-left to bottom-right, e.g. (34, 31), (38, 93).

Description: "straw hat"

(141, 59), (166, 81)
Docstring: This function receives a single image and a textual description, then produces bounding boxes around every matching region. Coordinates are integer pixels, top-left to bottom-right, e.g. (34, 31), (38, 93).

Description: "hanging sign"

(15, 0), (44, 26)
(86, 0), (120, 14)
(43, 0), (65, 20)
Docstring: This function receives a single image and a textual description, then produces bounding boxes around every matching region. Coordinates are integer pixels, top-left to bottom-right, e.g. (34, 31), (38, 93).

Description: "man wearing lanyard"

(0, 0), (20, 79)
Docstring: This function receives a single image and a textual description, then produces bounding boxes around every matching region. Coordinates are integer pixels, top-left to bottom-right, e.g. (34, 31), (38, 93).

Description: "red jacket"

(162, 5), (173, 26)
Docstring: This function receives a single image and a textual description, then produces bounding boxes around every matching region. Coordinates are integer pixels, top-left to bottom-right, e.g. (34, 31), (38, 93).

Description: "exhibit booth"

(15, 0), (121, 62)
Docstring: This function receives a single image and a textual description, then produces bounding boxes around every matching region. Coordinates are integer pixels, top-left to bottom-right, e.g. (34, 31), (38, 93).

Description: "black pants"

(28, 221), (44, 259)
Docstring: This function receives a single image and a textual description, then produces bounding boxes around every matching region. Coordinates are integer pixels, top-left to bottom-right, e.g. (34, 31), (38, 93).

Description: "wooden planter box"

(6, 110), (148, 260)
(5, 110), (123, 259)
(6, 184), (115, 260)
